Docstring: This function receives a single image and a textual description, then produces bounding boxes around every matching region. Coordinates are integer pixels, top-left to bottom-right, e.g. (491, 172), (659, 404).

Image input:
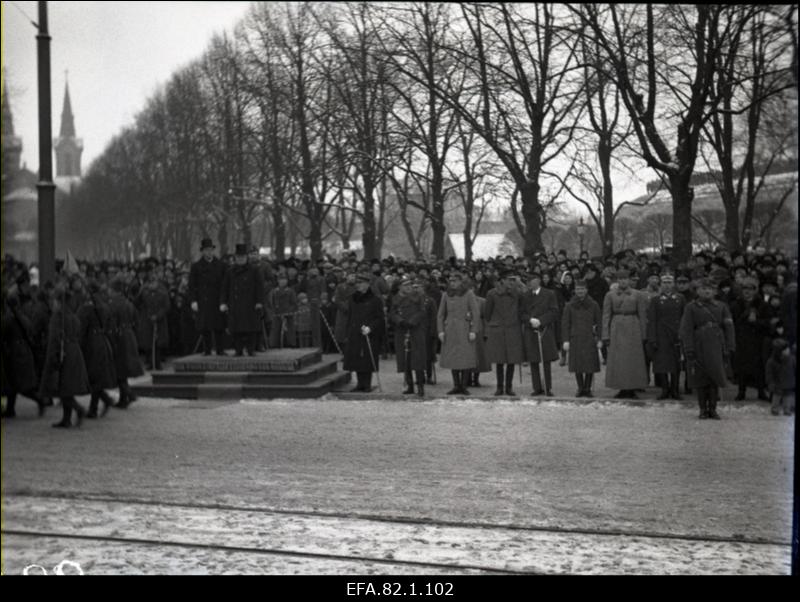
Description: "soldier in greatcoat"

(1, 293), (46, 418)
(520, 272), (559, 396)
(561, 280), (602, 397)
(437, 272), (481, 395)
(40, 288), (91, 428)
(108, 278), (145, 408)
(646, 273), (686, 400)
(136, 273), (171, 371)
(78, 280), (118, 418)
(390, 277), (428, 397)
(267, 273), (298, 348)
(220, 244), (265, 356)
(679, 279), (736, 419)
(343, 273), (386, 392)
(419, 277), (439, 385)
(188, 238), (228, 355)
(484, 271), (525, 396)
(602, 270), (649, 399)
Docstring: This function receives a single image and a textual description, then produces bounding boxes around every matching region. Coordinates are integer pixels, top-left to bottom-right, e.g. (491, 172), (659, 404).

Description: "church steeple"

(59, 77), (76, 138)
(54, 72), (83, 178)
(2, 70), (24, 184)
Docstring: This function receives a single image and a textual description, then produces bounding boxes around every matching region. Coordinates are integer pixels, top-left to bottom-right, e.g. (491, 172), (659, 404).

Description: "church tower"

(54, 76), (83, 177)
(2, 71), (24, 182)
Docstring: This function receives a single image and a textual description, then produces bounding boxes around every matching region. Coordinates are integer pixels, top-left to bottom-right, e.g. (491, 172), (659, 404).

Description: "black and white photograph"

(1, 1), (797, 578)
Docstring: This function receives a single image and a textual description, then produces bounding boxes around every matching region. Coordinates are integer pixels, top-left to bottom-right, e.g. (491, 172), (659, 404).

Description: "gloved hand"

(255, 303), (263, 313)
(529, 318), (541, 329)
(562, 342), (570, 352)
(468, 332), (476, 342)
(438, 332), (445, 342)
(361, 325), (371, 335)
(191, 301), (199, 312)
(220, 304), (229, 313)
(596, 340), (604, 350)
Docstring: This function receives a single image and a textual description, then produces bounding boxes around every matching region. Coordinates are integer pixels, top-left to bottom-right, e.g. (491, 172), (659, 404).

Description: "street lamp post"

(577, 216), (587, 256)
(36, 1), (56, 285)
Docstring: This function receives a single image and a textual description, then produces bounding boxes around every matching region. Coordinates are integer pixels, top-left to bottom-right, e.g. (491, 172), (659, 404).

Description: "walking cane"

(151, 320), (158, 371)
(364, 331), (382, 392)
(280, 315), (287, 349)
(261, 318), (270, 351)
(192, 334), (203, 354)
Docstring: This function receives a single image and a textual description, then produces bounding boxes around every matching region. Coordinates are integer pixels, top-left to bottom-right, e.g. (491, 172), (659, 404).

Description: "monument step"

(172, 348), (323, 373)
(151, 360), (339, 386)
(131, 371), (352, 400)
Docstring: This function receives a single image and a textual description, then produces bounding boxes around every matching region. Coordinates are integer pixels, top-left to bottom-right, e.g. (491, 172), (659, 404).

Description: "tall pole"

(37, 1), (56, 285)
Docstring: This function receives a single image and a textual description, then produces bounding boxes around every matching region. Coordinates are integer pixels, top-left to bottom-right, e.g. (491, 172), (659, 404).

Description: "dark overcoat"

(729, 296), (769, 383)
(390, 291), (428, 372)
(646, 292), (686, 374)
(78, 298), (118, 391)
(136, 285), (171, 350)
(561, 296), (602, 374)
(221, 263), (266, 333)
(679, 299), (736, 388)
(333, 282), (356, 344)
(39, 308), (91, 398)
(474, 297), (491, 373)
(108, 293), (145, 379)
(483, 287), (525, 364)
(520, 288), (559, 363)
(188, 257), (227, 331)
(1, 309), (39, 393)
(343, 288), (385, 372)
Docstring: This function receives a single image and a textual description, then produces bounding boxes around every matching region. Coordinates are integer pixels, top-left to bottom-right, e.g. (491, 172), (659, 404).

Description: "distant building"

(2, 75), (82, 263)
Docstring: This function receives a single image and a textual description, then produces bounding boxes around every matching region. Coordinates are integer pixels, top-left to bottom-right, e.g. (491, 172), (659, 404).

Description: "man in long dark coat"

(108, 278), (145, 409)
(343, 274), (386, 392)
(521, 272), (559, 396)
(646, 273), (686, 400)
(729, 277), (770, 400)
(561, 280), (602, 397)
(220, 244), (265, 356)
(136, 274), (171, 371)
(188, 238), (227, 355)
(78, 281), (118, 418)
(389, 277), (428, 397)
(680, 279), (736, 419)
(40, 288), (91, 428)
(1, 293), (46, 418)
(333, 272), (356, 355)
(484, 271), (524, 396)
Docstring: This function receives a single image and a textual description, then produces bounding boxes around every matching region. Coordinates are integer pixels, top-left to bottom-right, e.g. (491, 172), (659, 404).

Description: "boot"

(531, 364), (544, 395)
(543, 362), (553, 396)
(99, 390), (114, 416)
(504, 365), (516, 396)
(473, 372), (481, 387)
(575, 374), (585, 398)
(403, 370), (415, 394)
(757, 389), (770, 402)
(669, 373), (682, 400)
(697, 388), (708, 419)
(458, 370), (471, 395)
(447, 371), (461, 395)
(707, 388), (721, 419)
(494, 365), (505, 396)
(416, 371), (425, 398)
(657, 378), (670, 400)
(86, 393), (100, 419)
(53, 398), (74, 428)
(734, 385), (746, 401)
(584, 374), (594, 398)
(351, 372), (366, 392)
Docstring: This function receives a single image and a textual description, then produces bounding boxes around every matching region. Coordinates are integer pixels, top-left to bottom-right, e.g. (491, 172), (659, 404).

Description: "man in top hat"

(520, 272), (559, 396)
(189, 238), (228, 355)
(220, 244), (265, 356)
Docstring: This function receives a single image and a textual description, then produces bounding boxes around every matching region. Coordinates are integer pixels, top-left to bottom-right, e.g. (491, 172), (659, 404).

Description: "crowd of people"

(2, 238), (796, 426)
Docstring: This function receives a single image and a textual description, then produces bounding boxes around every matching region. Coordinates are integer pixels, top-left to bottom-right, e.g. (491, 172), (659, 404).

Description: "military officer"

(484, 270), (524, 396)
(390, 277), (428, 397)
(646, 273), (686, 400)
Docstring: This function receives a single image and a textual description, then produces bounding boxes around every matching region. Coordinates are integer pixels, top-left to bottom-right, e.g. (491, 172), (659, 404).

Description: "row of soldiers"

(1, 278), (144, 428)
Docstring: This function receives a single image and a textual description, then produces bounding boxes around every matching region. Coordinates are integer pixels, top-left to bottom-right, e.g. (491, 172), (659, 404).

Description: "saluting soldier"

(108, 277), (145, 409)
(78, 280), (118, 418)
(390, 277), (428, 397)
(343, 273), (386, 392)
(602, 270), (649, 399)
(40, 288), (91, 429)
(267, 273), (298, 348)
(521, 272), (559, 396)
(561, 280), (602, 397)
(437, 272), (481, 395)
(220, 243), (265, 356)
(188, 237), (228, 356)
(646, 273), (686, 400)
(1, 293), (46, 418)
(484, 270), (524, 396)
(679, 279), (736, 419)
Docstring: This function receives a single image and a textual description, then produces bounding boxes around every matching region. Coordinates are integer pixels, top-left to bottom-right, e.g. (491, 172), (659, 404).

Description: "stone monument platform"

(131, 348), (350, 400)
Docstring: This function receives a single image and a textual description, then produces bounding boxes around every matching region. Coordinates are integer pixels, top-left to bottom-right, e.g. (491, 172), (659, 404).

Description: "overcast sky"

(2, 0), (252, 170)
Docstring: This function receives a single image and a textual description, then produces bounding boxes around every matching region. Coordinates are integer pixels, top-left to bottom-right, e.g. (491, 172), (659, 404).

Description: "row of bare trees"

(62, 2), (797, 263)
